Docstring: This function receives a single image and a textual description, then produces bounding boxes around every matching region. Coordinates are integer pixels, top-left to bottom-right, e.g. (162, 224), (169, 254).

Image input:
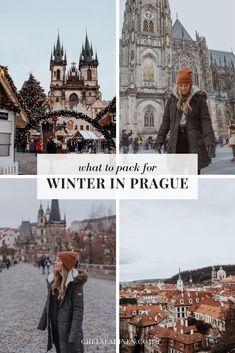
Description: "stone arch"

(136, 99), (163, 134)
(16, 98), (116, 149)
(143, 56), (154, 81)
(144, 106), (154, 127)
(69, 93), (79, 109)
(141, 52), (158, 84)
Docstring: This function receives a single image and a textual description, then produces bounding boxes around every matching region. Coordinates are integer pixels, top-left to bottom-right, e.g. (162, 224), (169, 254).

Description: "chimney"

(221, 302), (224, 307)
(181, 329), (184, 334)
(181, 319), (184, 326)
(190, 329), (194, 335)
(185, 319), (188, 327)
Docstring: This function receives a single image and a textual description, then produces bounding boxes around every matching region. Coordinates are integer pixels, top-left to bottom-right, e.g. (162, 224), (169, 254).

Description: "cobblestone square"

(0, 263), (116, 353)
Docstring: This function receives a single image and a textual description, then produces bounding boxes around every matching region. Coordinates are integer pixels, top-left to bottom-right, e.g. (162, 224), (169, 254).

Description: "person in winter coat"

(35, 140), (42, 156)
(228, 120), (235, 161)
(121, 130), (132, 153)
(37, 251), (88, 353)
(156, 67), (216, 173)
(46, 137), (57, 154)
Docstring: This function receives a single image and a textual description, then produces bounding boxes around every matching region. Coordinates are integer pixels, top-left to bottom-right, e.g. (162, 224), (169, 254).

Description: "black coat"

(38, 269), (88, 353)
(46, 140), (57, 154)
(156, 89), (216, 170)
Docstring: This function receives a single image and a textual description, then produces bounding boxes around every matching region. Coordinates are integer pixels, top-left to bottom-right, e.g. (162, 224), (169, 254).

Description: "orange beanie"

(58, 251), (78, 271)
(176, 67), (193, 84)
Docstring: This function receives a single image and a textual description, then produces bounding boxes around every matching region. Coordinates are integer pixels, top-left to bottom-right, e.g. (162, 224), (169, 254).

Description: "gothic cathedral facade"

(120, 0), (235, 138)
(47, 33), (107, 134)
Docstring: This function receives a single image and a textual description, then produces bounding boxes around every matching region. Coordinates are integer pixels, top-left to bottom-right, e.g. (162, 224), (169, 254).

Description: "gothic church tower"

(120, 0), (172, 136)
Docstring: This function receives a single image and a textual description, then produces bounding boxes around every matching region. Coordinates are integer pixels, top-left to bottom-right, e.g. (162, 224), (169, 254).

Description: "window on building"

(0, 133), (11, 156)
(143, 57), (154, 81)
(143, 20), (154, 33)
(86, 125), (89, 130)
(41, 229), (43, 235)
(69, 93), (79, 109)
(74, 125), (78, 130)
(149, 21), (154, 32)
(144, 107), (154, 127)
(80, 125), (84, 130)
(56, 69), (61, 80)
(87, 69), (92, 80)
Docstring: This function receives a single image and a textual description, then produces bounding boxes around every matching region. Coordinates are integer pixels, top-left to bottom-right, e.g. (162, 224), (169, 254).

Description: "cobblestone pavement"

(202, 146), (235, 175)
(120, 146), (235, 175)
(15, 152), (37, 175)
(0, 263), (116, 353)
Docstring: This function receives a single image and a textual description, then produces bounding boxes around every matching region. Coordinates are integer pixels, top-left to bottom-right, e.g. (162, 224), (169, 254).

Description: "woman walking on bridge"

(38, 251), (88, 353)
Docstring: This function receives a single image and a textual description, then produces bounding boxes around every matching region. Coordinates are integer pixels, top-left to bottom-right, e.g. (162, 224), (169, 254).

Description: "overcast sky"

(120, 179), (235, 282)
(120, 0), (235, 52)
(0, 178), (115, 228)
(0, 0), (116, 101)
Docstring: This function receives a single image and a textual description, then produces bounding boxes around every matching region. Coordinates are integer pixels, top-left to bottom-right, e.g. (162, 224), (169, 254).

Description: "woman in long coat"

(38, 252), (88, 353)
(156, 67), (216, 173)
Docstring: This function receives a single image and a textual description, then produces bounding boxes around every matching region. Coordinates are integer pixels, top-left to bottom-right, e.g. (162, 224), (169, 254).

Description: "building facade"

(0, 66), (29, 174)
(120, 0), (235, 139)
(18, 199), (66, 261)
(46, 33), (108, 141)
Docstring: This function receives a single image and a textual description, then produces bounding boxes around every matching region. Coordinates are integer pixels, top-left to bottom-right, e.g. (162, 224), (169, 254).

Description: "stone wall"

(79, 263), (116, 281)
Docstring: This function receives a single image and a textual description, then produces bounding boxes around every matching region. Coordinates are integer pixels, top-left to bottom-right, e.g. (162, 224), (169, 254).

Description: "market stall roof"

(0, 66), (30, 128)
(76, 130), (105, 140)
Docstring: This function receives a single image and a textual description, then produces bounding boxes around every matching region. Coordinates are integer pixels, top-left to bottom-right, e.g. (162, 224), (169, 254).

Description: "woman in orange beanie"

(156, 66), (216, 173)
(38, 251), (88, 353)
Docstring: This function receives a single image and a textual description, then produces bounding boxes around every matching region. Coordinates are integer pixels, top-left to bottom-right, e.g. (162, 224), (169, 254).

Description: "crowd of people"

(38, 257), (52, 275)
(16, 136), (111, 154)
(121, 122), (235, 162)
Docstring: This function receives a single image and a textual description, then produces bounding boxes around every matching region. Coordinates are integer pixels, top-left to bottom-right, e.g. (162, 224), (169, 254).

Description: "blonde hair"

(176, 85), (193, 115)
(51, 264), (69, 299)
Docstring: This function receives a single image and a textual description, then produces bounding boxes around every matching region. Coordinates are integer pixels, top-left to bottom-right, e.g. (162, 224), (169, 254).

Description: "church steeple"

(177, 268), (184, 291)
(50, 199), (61, 222)
(38, 202), (44, 217)
(79, 32), (99, 68)
(50, 33), (67, 66)
(50, 32), (67, 88)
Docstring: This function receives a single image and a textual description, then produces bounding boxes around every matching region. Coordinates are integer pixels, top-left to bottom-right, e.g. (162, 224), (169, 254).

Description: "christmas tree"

(19, 73), (46, 129)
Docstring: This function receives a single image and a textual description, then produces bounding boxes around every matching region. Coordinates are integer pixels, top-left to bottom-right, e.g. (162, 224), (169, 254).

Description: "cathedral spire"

(38, 202), (44, 216)
(50, 199), (61, 222)
(51, 32), (67, 66)
(79, 32), (99, 68)
(177, 268), (184, 291)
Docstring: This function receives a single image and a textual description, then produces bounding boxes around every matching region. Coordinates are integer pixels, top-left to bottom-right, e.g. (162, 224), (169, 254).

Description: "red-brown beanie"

(58, 251), (78, 271)
(176, 67), (193, 84)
